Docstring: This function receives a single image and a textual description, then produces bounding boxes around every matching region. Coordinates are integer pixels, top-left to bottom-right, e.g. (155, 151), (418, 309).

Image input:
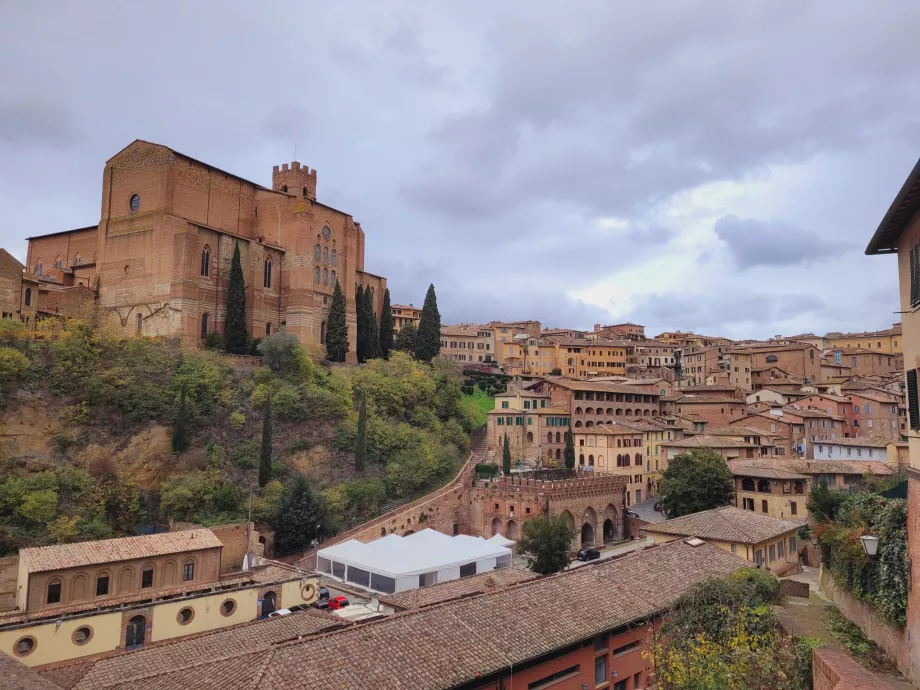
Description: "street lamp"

(860, 535), (880, 559)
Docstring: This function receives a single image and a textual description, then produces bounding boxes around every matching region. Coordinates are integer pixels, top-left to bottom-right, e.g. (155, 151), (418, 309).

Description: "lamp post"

(860, 535), (880, 559)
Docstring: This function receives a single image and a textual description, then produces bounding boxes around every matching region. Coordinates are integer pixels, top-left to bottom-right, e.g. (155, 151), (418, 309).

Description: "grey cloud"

(714, 214), (852, 269)
(0, 102), (79, 147)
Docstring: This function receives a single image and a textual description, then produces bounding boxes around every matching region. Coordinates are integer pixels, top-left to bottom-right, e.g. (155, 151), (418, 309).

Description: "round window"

(177, 607), (195, 625)
(72, 626), (93, 645)
(129, 194), (140, 213)
(322, 226), (331, 241)
(14, 636), (36, 657)
(220, 599), (237, 617)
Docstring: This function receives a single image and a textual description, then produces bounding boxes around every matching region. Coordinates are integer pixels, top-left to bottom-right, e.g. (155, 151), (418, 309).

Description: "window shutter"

(908, 369), (920, 430)
(911, 242), (920, 308)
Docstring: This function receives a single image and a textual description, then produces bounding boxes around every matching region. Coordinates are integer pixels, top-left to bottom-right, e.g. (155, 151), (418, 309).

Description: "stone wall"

(812, 647), (898, 690)
(0, 556), (18, 612)
(171, 521), (266, 573)
(819, 567), (913, 683)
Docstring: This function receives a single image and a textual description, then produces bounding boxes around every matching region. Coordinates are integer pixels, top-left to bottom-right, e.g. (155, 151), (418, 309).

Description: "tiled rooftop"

(646, 506), (800, 544)
(729, 463), (809, 480)
(540, 376), (659, 395)
(378, 568), (538, 610)
(20, 530), (223, 574)
(661, 435), (761, 448)
(0, 650), (63, 689)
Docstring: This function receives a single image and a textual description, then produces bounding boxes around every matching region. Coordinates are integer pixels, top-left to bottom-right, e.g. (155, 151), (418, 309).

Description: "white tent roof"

(486, 534), (516, 548)
(317, 529), (511, 577)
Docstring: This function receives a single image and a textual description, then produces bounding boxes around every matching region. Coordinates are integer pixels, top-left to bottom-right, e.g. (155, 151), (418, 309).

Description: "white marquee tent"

(316, 529), (513, 594)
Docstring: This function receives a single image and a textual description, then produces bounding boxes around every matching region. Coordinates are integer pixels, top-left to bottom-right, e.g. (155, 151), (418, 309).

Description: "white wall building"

(812, 437), (889, 462)
(316, 529), (513, 595)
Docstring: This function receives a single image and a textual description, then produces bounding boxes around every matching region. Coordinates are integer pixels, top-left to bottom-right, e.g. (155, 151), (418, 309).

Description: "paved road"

(565, 539), (644, 569)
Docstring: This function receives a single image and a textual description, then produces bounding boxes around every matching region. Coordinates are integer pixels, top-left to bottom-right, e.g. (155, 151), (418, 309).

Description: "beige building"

(553, 337), (628, 378)
(391, 303), (420, 333)
(644, 506), (800, 573)
(0, 531), (318, 668)
(574, 422), (654, 506)
(729, 465), (808, 521)
(825, 323), (902, 354)
(440, 324), (494, 364)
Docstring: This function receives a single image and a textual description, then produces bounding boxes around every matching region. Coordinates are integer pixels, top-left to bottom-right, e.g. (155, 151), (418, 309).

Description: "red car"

(327, 596), (350, 611)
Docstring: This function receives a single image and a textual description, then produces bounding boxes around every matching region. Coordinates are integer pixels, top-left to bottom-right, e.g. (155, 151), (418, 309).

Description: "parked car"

(653, 502), (662, 512)
(327, 596), (350, 610)
(576, 547), (601, 561)
(267, 608), (292, 618)
(317, 586), (330, 601)
(624, 509), (639, 518)
(287, 604), (309, 612)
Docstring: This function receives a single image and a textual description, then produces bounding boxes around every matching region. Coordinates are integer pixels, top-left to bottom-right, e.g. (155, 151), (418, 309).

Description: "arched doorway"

(491, 517), (502, 536)
(581, 507), (597, 546)
(604, 503), (619, 543)
(506, 520), (518, 540)
(261, 591), (277, 617)
(125, 615), (146, 650)
(603, 519), (614, 543)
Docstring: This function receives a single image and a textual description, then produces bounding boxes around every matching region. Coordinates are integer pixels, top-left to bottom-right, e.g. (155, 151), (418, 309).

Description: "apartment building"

(742, 343), (821, 382)
(825, 348), (901, 377)
(826, 323), (902, 354)
(530, 377), (661, 429)
(391, 303), (420, 333)
(439, 325), (494, 364)
(574, 422), (651, 506)
(553, 337), (628, 378)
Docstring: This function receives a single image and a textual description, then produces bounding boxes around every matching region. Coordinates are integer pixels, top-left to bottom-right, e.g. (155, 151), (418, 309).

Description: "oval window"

(220, 599), (237, 617)
(177, 607), (195, 625)
(14, 636), (36, 657)
(73, 626), (93, 645)
(322, 226), (331, 241)
(129, 194), (140, 213)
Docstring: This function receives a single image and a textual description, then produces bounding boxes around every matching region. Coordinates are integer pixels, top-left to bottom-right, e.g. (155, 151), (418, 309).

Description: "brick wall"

(812, 647), (898, 689)
(0, 250), (23, 318)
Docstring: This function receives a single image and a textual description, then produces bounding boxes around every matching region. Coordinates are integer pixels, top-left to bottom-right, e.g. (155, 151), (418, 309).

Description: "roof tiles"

(646, 506), (800, 544)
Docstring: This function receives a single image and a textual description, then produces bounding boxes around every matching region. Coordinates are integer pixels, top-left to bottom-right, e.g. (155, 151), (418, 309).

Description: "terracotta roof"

(378, 568), (538, 610)
(540, 377), (659, 395)
(820, 436), (891, 448)
(20, 530), (223, 574)
(42, 541), (745, 690)
(679, 384), (745, 393)
(736, 343), (816, 353)
(728, 458), (894, 477)
(847, 390), (901, 404)
(553, 337), (632, 348)
(661, 435), (759, 449)
(0, 650), (63, 689)
(827, 347), (898, 357)
(700, 425), (777, 438)
(729, 463), (808, 480)
(674, 396), (746, 405)
(645, 506), (800, 544)
(440, 325), (480, 337)
(783, 405), (843, 420)
(580, 421), (652, 435)
(39, 609), (345, 690)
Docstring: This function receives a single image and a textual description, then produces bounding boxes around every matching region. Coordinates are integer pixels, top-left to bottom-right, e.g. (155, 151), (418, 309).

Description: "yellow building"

(0, 531), (318, 668)
(825, 323), (902, 354)
(495, 337), (557, 376)
(391, 303), (420, 333)
(729, 465), (808, 522)
(574, 422), (652, 506)
(440, 325), (495, 364)
(643, 506), (800, 574)
(554, 338), (627, 378)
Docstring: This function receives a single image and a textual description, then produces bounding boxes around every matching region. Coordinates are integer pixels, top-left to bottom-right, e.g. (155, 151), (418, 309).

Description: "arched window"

(281, 185), (288, 193)
(556, 449), (561, 460)
(47, 579), (62, 605)
(314, 244), (321, 262)
(183, 560), (195, 582)
(322, 268), (328, 286)
(314, 266), (320, 283)
(547, 432), (553, 443)
(331, 249), (337, 267)
(742, 478), (755, 491)
(635, 453), (642, 465)
(24, 288), (31, 307)
(588, 455), (594, 466)
(35, 262), (43, 276)
(579, 454), (584, 465)
(200, 313), (209, 340)
(323, 247), (329, 265)
(526, 431), (533, 443)
(136, 313), (143, 335)
(96, 573), (110, 596)
(302, 186), (308, 198)
(263, 258), (272, 288)
(766, 355), (778, 363)
(266, 323), (271, 336)
(200, 246), (210, 277)
(55, 257), (63, 268)
(320, 320), (326, 344)
(74, 254), (82, 266)
(330, 270), (336, 286)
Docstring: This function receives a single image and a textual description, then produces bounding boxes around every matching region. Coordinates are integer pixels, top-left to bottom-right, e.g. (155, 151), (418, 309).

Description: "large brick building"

(21, 141), (386, 360)
(0, 249), (24, 320)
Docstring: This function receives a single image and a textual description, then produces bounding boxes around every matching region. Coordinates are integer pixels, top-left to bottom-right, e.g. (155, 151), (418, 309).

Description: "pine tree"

(364, 287), (379, 360)
(172, 386), (190, 453)
(355, 395), (367, 472)
(502, 433), (512, 476)
(325, 280), (348, 362)
(415, 283), (441, 362)
(224, 242), (249, 354)
(564, 420), (575, 470)
(259, 395), (273, 488)
(379, 288), (394, 359)
(394, 322), (417, 354)
(355, 284), (367, 363)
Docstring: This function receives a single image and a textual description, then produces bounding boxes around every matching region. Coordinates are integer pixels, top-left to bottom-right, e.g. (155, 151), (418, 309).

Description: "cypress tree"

(379, 288), (394, 359)
(415, 283), (441, 362)
(259, 395), (273, 488)
(502, 433), (511, 477)
(172, 386), (190, 453)
(325, 280), (348, 362)
(364, 287), (379, 360)
(224, 242), (249, 354)
(564, 420), (575, 470)
(355, 284), (367, 363)
(355, 395), (367, 472)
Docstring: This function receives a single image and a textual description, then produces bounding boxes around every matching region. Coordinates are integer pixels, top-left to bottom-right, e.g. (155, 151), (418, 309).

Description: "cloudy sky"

(2, 1), (918, 339)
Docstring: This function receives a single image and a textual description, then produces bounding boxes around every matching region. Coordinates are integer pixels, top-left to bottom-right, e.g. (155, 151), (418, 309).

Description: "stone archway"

(506, 520), (518, 540)
(491, 517), (503, 536)
(604, 503), (619, 543)
(581, 506), (597, 546)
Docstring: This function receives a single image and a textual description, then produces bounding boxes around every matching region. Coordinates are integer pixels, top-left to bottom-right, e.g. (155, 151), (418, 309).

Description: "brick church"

(21, 140), (386, 361)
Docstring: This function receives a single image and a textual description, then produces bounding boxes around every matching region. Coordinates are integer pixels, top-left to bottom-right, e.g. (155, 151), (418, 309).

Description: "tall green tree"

(325, 280), (348, 362)
(355, 395), (367, 472)
(502, 433), (511, 476)
(363, 287), (379, 361)
(414, 283), (441, 362)
(379, 288), (394, 359)
(172, 386), (190, 453)
(355, 284), (367, 362)
(258, 395), (273, 488)
(394, 322), (417, 354)
(659, 448), (735, 518)
(272, 475), (329, 554)
(518, 514), (573, 574)
(224, 242), (249, 354)
(564, 420), (575, 470)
